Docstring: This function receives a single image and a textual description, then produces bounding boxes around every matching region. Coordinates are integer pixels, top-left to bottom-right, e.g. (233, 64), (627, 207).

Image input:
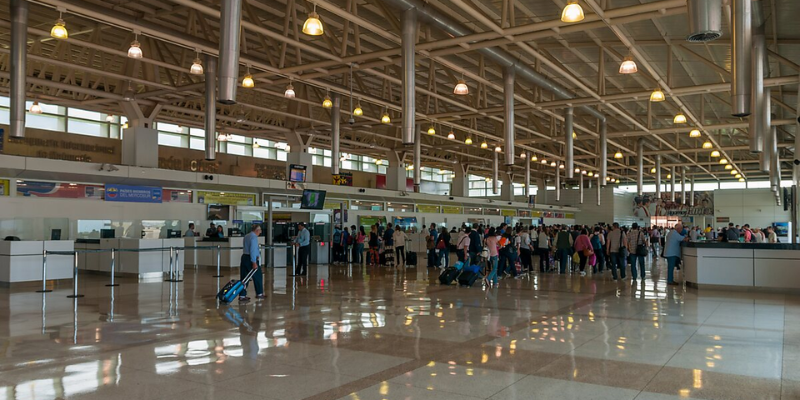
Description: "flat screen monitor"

(289, 164), (307, 183)
(300, 189), (326, 210)
(100, 229), (115, 239)
(207, 204), (230, 220)
(50, 229), (61, 240)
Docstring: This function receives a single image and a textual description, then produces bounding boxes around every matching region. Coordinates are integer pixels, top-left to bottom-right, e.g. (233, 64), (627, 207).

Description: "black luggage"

(438, 266), (460, 285)
(406, 251), (417, 266)
(458, 270), (481, 287)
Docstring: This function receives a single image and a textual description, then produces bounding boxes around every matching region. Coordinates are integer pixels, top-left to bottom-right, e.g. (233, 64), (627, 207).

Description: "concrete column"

(538, 178), (548, 204)
(451, 163), (468, 198)
(500, 170), (514, 201)
(286, 151), (314, 183)
(122, 127), (158, 168)
(385, 151), (406, 191)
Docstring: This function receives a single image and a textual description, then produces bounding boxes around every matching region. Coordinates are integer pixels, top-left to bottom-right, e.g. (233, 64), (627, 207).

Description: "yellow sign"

(0, 179), (8, 195)
(197, 191), (256, 206)
(501, 209), (516, 217)
(566, 213), (575, 219)
(442, 206), (463, 214)
(324, 200), (349, 210)
(532, 211), (542, 217)
(417, 204), (441, 213)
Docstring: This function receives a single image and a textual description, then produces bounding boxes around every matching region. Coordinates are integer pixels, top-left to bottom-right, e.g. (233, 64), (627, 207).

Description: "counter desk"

(195, 237), (266, 269)
(0, 240), (74, 283)
(76, 238), (184, 280)
(683, 242), (800, 290)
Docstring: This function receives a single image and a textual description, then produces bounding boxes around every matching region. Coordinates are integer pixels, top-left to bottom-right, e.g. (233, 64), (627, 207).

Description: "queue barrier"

(39, 244), (294, 296)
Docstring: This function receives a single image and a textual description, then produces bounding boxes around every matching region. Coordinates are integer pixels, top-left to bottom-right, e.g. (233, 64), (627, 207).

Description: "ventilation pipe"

(565, 107), (574, 178)
(579, 172), (584, 205)
(731, 0), (752, 117)
(600, 120), (607, 186)
(401, 8), (416, 144)
(524, 154), (530, 198)
(681, 167), (687, 205)
(686, 0), (723, 42)
(656, 155), (662, 201)
(671, 167), (677, 202)
(204, 54), (217, 160)
(771, 124), (779, 192)
(538, 179), (547, 204)
(761, 88), (772, 172)
(597, 177), (601, 206)
(414, 124), (421, 191)
(636, 138), (644, 195)
(218, 0), (242, 104)
(331, 94), (341, 175)
(690, 176), (695, 207)
(10, 0), (27, 138)
(749, 0), (767, 153)
(492, 151), (499, 195)
(502, 66), (516, 166)
(556, 167), (561, 202)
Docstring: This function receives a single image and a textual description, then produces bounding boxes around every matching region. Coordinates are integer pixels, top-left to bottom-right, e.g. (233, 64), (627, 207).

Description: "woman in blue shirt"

(663, 223), (687, 285)
(216, 225), (225, 238)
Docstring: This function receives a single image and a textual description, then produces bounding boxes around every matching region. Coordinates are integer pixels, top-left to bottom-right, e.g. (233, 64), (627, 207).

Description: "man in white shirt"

(456, 228), (470, 264)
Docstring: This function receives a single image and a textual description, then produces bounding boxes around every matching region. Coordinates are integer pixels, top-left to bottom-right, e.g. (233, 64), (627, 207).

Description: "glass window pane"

(158, 132), (185, 147)
(156, 122), (185, 134)
(189, 137), (205, 150)
(227, 143), (246, 155)
(190, 128), (205, 137)
(229, 134), (246, 143)
(277, 150), (287, 161)
(67, 108), (104, 121)
(68, 119), (108, 137)
(26, 113), (65, 131)
(26, 100), (63, 115)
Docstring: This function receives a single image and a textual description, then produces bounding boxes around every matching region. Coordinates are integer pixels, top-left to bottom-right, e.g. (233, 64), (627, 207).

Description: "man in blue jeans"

(664, 222), (687, 285)
(239, 224), (264, 302)
(605, 223), (627, 281)
(626, 223), (648, 280)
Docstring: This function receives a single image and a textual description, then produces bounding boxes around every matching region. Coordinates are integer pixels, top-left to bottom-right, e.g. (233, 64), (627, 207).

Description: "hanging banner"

(501, 209), (516, 217)
(332, 173), (353, 186)
(640, 191), (714, 217)
(442, 206), (463, 214)
(105, 184), (163, 203)
(324, 199), (349, 210)
(197, 191), (256, 206)
(416, 204), (440, 213)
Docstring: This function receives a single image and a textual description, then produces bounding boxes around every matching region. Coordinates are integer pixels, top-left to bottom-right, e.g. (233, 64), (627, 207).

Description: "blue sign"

(105, 184), (162, 203)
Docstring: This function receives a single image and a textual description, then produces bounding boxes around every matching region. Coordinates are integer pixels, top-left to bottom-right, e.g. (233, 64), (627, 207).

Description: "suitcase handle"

(242, 267), (258, 285)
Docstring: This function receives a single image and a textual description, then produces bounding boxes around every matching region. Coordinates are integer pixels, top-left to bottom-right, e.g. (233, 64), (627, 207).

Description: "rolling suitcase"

(217, 269), (257, 303)
(458, 270), (481, 287)
(438, 266), (460, 285)
(406, 251), (417, 266)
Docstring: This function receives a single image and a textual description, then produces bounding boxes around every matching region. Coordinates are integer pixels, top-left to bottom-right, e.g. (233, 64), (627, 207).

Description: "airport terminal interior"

(1, 0), (800, 398)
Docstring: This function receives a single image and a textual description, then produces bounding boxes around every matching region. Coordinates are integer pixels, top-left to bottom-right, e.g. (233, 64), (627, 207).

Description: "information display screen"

(300, 189), (326, 210)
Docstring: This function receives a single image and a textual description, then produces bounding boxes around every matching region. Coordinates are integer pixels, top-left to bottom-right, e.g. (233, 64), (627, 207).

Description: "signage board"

(105, 184), (163, 203)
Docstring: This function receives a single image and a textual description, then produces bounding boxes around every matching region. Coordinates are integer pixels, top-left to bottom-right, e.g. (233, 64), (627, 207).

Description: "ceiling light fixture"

(302, 4), (324, 36)
(253, 141), (260, 149)
(737, 176), (743, 180)
(649, 88), (665, 102)
(521, 152), (527, 159)
(674, 113), (687, 124)
(190, 51), (203, 75)
(588, 172), (594, 177)
(29, 101), (42, 114)
(465, 137), (473, 145)
(689, 129), (702, 138)
(353, 101), (363, 116)
(702, 141), (713, 149)
(550, 161), (557, 167)
(105, 115), (114, 123)
(381, 111), (391, 124)
(561, 1), (585, 23)
(480, 141), (488, 149)
(453, 79), (469, 95)
(724, 164), (733, 170)
(541, 158), (548, 164)
(730, 169), (737, 175)
(650, 167), (657, 173)
(531, 154), (538, 161)
(574, 167), (581, 173)
(667, 174), (672, 179)
(427, 125), (436, 135)
(581, 170), (587, 175)
(50, 11), (68, 40)
(614, 150), (623, 159)
(447, 130), (456, 140)
(495, 145), (502, 153)
(127, 34), (143, 59)
(242, 67), (254, 88)
(619, 56), (637, 74)
(720, 158), (728, 165)
(710, 150), (721, 157)
(572, 131), (577, 139)
(559, 163), (565, 169)
(284, 82), (296, 98)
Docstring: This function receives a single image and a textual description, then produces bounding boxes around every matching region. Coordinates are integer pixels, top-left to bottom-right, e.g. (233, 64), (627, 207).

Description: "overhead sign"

(501, 209), (516, 217)
(105, 184), (163, 203)
(417, 204), (441, 213)
(442, 206), (463, 214)
(197, 191), (256, 206)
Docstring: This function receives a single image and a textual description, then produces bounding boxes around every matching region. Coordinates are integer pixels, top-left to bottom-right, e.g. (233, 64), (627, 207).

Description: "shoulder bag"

(635, 231), (649, 256)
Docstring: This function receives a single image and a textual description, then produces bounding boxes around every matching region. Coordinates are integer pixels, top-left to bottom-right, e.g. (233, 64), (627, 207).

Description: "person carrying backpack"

(467, 223), (482, 266)
(591, 226), (605, 273)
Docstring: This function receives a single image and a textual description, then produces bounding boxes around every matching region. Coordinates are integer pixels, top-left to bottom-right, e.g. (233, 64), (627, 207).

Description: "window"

(158, 132), (186, 148)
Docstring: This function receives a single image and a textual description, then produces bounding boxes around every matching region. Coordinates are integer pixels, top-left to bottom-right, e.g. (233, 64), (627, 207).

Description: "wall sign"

(332, 173), (353, 186)
(0, 126), (120, 163)
(197, 191), (256, 206)
(105, 184), (163, 203)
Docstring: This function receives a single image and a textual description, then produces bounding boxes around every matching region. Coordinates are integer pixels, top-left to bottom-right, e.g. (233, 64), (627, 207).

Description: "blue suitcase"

(217, 269), (257, 303)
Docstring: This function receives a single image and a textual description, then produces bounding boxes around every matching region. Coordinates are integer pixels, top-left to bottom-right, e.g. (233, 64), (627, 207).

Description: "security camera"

(348, 117), (355, 125)
(794, 159), (800, 166)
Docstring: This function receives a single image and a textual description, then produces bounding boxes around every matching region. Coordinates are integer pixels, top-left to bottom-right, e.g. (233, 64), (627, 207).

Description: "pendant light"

(730, 169), (737, 175)
(581, 170), (587, 175)
(322, 89), (333, 108)
(495, 145), (502, 153)
(105, 115), (114, 123)
(465, 137), (473, 145)
(588, 171), (594, 177)
(550, 161), (557, 167)
(666, 174), (672, 179)
(724, 164), (733, 170)
(574, 167), (581, 173)
(253, 141), (260, 149)
(127, 34), (143, 59)
(122, 122), (129, 129)
(649, 88), (665, 102)
(619, 56), (637, 74)
(674, 113), (687, 124)
(406, 164), (414, 171)
(650, 167), (656, 173)
(531, 154), (538, 161)
(737, 175), (743, 180)
(702, 141), (713, 149)
(561, 1), (585, 23)
(520, 152), (527, 159)
(485, 177), (492, 183)
(541, 158), (548, 164)
(190, 55), (203, 75)
(376, 159), (384, 166)
(559, 163), (565, 170)
(447, 130), (456, 140)
(572, 131), (577, 139)
(381, 110), (391, 124)
(302, 4), (324, 36)
(614, 150), (623, 159)
(284, 82), (296, 98)
(710, 150), (721, 157)
(427, 125), (436, 135)
(353, 98), (363, 116)
(29, 101), (43, 114)
(480, 141), (488, 149)
(242, 67), (254, 88)
(50, 11), (68, 40)
(720, 158), (729, 165)
(689, 129), (701, 138)
(453, 78), (469, 95)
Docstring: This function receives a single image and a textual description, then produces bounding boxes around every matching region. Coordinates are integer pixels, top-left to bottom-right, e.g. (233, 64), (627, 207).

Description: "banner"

(16, 180), (104, 200)
(332, 173), (353, 186)
(640, 191), (714, 217)
(501, 209), (516, 217)
(417, 204), (440, 213)
(442, 206), (463, 214)
(358, 216), (387, 228)
(0, 179), (8, 196)
(163, 189), (193, 203)
(324, 200), (349, 210)
(105, 184), (163, 203)
(197, 191), (256, 206)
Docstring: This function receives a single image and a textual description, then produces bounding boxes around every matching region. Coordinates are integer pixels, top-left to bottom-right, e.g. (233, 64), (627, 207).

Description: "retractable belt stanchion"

(105, 248), (119, 287)
(67, 252), (84, 298)
(212, 245), (223, 277)
(165, 246), (183, 282)
(36, 248), (52, 293)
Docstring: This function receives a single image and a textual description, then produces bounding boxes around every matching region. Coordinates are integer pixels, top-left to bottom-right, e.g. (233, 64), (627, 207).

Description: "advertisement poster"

(332, 173), (353, 186)
(639, 191), (714, 217)
(416, 204), (440, 213)
(163, 189), (193, 203)
(324, 200), (349, 210)
(333, 209), (349, 225)
(0, 179), (8, 196)
(197, 191), (256, 206)
(393, 217), (418, 229)
(501, 209), (517, 217)
(442, 206), (463, 214)
(16, 180), (104, 200)
(358, 216), (387, 229)
(105, 184), (163, 203)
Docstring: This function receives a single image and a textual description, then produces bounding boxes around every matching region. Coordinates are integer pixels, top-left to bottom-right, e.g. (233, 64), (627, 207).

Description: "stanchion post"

(67, 252), (84, 298)
(106, 248), (119, 287)
(36, 248), (52, 293)
(171, 248), (183, 282)
(212, 245), (223, 277)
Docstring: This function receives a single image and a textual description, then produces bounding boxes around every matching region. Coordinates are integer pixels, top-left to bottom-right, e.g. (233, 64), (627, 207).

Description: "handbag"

(635, 231), (649, 256)
(436, 239), (446, 250)
(583, 248), (594, 257)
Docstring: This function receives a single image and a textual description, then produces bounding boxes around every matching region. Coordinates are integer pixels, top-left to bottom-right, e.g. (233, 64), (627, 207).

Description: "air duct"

(331, 93), (341, 174)
(524, 153), (530, 198)
(383, 0), (605, 122)
(690, 176), (695, 206)
(414, 123), (421, 191)
(671, 166), (676, 202)
(600, 120), (607, 185)
(761, 88), (772, 171)
(655, 155), (662, 200)
(771, 124), (779, 192)
(555, 166), (561, 202)
(731, 0), (752, 117)
(565, 107), (574, 178)
(579, 172), (584, 205)
(218, 0), (242, 104)
(503, 66), (515, 166)
(680, 167), (687, 205)
(401, 8), (417, 145)
(749, 0), (766, 153)
(204, 54), (217, 160)
(636, 138), (644, 195)
(686, 0), (722, 42)
(10, 0), (27, 138)
(596, 177), (601, 206)
(492, 151), (499, 195)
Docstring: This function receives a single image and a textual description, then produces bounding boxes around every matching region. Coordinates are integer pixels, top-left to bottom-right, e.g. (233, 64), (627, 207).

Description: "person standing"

(627, 223), (648, 280)
(438, 227), (451, 268)
(663, 222), (687, 285)
(537, 227), (551, 272)
(393, 225), (408, 266)
(332, 225), (343, 264)
(355, 226), (366, 265)
(184, 223), (196, 237)
(767, 226), (778, 243)
(554, 227), (573, 274)
(239, 224), (264, 302)
(292, 222), (310, 276)
(573, 228), (592, 276)
(484, 227), (500, 286)
(205, 223), (216, 238)
(518, 228), (532, 273)
(467, 223), (482, 266)
(216, 225), (225, 238)
(456, 227), (470, 264)
(591, 226), (605, 274)
(606, 223), (627, 281)
(368, 225), (380, 266)
(726, 223), (740, 242)
(342, 227), (351, 263)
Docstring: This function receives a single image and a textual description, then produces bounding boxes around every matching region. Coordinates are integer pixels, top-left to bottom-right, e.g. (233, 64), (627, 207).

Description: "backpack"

(590, 234), (601, 250)
(468, 231), (482, 253)
(347, 233), (354, 245)
(333, 230), (341, 244)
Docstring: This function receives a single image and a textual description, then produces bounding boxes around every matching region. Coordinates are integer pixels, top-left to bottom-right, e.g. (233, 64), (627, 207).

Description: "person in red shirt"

(573, 228), (593, 277)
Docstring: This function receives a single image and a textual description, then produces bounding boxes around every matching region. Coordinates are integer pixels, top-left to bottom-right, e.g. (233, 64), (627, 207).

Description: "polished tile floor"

(0, 256), (797, 400)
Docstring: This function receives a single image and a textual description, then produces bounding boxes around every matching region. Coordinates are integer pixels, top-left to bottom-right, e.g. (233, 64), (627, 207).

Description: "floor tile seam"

(299, 359), (428, 400)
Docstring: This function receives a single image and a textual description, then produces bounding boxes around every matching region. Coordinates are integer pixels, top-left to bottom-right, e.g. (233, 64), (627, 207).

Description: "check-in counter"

(76, 238), (184, 279)
(0, 240), (74, 283)
(196, 237), (266, 268)
(683, 242), (800, 290)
